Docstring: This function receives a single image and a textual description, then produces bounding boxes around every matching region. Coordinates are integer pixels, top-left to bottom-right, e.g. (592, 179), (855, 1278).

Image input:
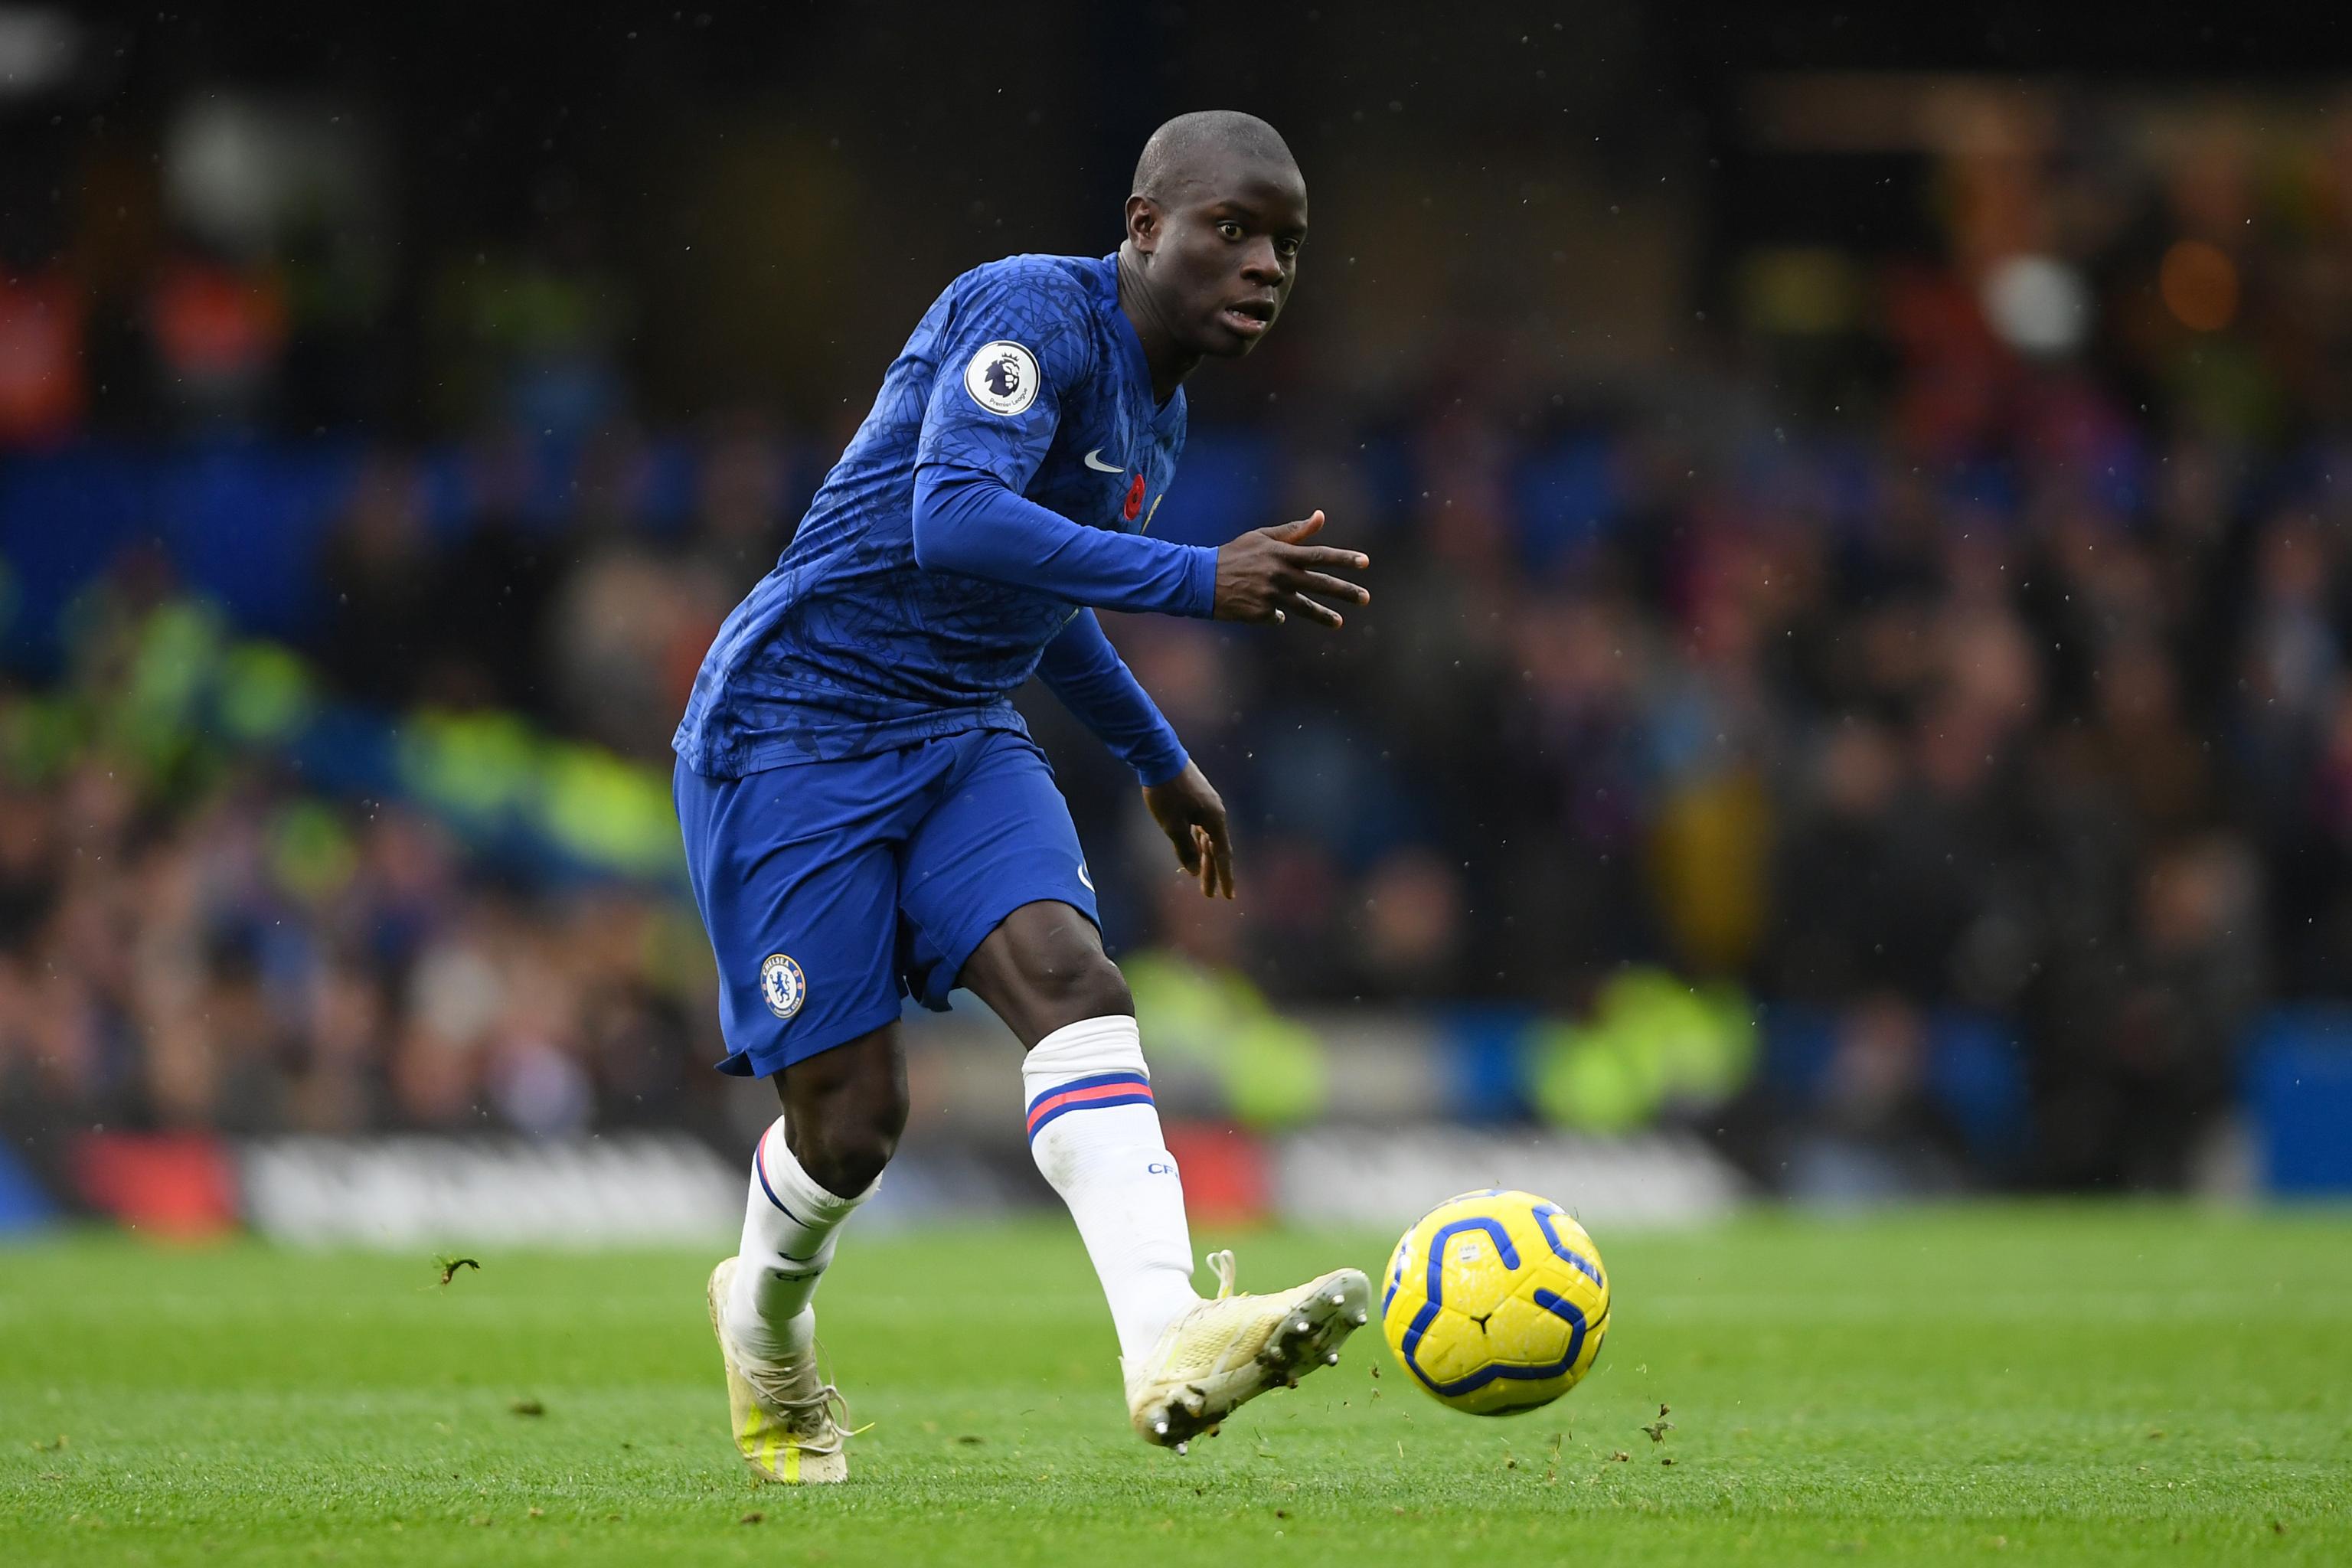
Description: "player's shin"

(727, 1118), (873, 1362)
(1021, 1015), (1200, 1365)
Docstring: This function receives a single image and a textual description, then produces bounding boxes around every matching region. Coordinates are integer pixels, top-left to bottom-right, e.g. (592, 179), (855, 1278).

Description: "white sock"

(727, 1117), (872, 1363)
(1023, 1015), (1200, 1365)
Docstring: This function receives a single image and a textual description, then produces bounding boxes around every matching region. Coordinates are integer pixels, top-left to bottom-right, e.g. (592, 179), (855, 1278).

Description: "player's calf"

(1018, 1014), (1201, 1364)
(968, 903), (1204, 1365)
(724, 1116), (875, 1364)
(774, 1022), (910, 1198)
(719, 1028), (897, 1364)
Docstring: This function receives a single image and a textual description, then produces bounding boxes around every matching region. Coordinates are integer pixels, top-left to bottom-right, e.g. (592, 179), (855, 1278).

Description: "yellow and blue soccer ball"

(1380, 1188), (1611, 1415)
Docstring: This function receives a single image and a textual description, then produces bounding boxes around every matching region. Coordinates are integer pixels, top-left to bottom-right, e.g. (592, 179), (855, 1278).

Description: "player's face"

(1148, 162), (1308, 358)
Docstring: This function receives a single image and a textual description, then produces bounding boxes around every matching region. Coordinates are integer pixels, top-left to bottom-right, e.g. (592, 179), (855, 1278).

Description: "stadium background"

(3, 1), (2351, 1247)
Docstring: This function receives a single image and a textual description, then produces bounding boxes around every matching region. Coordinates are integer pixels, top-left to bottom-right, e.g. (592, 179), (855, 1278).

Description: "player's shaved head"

(1118, 111), (1308, 392)
(1132, 110), (1300, 201)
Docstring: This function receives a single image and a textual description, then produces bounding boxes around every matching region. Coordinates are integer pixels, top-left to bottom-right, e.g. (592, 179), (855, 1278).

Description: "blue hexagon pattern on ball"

(1380, 1189), (1611, 1416)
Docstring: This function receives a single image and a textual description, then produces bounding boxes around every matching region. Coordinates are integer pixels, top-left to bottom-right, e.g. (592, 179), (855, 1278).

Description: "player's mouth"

(1219, 297), (1277, 338)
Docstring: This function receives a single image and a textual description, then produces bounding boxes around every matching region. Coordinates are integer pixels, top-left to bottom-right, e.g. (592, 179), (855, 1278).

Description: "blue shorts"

(673, 728), (1099, 1078)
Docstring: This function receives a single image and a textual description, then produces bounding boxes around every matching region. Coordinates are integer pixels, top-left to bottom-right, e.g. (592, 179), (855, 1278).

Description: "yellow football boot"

(1122, 1250), (1371, 1452)
(706, 1257), (851, 1484)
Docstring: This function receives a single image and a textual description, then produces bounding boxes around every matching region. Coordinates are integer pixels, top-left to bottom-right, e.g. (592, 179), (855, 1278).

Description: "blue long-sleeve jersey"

(673, 253), (1213, 784)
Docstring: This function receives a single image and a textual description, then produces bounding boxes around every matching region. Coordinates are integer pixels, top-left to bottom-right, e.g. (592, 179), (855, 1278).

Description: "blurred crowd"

(7, 82), (2352, 1192)
(0, 757), (720, 1142)
(0, 586), (726, 1152)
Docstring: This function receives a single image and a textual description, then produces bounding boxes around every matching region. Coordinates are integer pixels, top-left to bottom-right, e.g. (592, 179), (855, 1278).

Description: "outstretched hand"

(1142, 760), (1235, 899)
(1213, 510), (1370, 629)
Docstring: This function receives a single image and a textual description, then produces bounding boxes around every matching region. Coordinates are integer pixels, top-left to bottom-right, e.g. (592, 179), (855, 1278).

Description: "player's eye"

(1217, 220), (1245, 242)
(1275, 237), (1302, 260)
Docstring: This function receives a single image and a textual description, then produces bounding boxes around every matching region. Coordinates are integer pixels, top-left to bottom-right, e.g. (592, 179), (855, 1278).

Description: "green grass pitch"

(3, 1205), (2347, 1565)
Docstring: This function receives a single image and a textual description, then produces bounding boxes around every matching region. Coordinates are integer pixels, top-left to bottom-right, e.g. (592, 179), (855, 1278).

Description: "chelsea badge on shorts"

(759, 953), (806, 1020)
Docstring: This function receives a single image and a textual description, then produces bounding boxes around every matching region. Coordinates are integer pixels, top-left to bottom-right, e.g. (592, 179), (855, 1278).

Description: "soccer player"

(674, 110), (1371, 1485)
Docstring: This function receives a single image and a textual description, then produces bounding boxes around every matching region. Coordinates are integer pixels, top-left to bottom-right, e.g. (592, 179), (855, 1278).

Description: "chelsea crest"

(760, 953), (806, 1020)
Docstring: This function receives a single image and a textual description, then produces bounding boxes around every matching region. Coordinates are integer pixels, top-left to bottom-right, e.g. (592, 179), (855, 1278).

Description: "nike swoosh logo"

(1082, 448), (1124, 473)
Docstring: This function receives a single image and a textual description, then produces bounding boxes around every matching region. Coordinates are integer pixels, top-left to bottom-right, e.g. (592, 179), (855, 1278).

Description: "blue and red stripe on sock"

(1024, 1071), (1154, 1142)
(751, 1127), (809, 1224)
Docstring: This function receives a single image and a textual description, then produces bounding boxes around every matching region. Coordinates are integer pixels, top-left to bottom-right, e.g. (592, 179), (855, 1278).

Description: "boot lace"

(740, 1359), (855, 1455)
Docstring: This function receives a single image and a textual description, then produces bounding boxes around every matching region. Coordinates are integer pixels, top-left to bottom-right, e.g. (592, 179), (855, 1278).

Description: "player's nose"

(1238, 237), (1285, 281)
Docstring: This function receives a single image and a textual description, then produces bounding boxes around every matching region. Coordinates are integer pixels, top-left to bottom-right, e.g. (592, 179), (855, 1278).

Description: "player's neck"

(1115, 245), (1198, 407)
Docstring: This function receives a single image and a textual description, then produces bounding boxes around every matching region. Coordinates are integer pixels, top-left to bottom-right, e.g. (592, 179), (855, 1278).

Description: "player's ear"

(1125, 194), (1161, 253)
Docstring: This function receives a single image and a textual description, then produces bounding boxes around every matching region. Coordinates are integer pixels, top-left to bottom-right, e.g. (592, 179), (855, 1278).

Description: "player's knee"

(1065, 954), (1133, 1022)
(1022, 940), (1132, 1026)
(795, 1086), (907, 1198)
(797, 1120), (899, 1199)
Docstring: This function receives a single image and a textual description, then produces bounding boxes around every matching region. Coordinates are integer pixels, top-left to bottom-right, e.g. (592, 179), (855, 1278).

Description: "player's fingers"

(1263, 509), (1326, 544)
(1171, 818), (1200, 874)
(1286, 592), (1347, 629)
(1295, 570), (1370, 605)
(1193, 825), (1215, 897)
(1207, 814), (1236, 899)
(1287, 545), (1371, 573)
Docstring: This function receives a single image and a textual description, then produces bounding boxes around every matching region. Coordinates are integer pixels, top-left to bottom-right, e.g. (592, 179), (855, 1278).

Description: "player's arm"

(916, 469), (1368, 628)
(913, 466), (1216, 615)
(1033, 610), (1234, 897)
(1034, 609), (1187, 785)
